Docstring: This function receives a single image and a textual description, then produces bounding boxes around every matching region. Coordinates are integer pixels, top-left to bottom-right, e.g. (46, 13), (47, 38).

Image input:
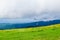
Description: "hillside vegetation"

(0, 24), (60, 40)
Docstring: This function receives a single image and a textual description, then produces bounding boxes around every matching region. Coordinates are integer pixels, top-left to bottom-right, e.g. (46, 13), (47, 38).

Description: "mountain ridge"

(0, 19), (60, 29)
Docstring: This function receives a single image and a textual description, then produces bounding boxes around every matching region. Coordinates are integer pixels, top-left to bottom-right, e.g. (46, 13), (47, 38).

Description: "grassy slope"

(0, 24), (60, 40)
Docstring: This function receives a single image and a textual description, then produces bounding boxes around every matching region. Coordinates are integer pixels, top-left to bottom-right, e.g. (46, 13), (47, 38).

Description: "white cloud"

(0, 0), (45, 18)
(0, 0), (60, 21)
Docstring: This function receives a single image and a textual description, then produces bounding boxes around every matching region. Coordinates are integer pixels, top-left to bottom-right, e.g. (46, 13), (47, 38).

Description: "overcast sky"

(0, 0), (60, 22)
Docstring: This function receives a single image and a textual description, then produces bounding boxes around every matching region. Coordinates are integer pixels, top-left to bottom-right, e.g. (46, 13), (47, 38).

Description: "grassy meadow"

(0, 24), (60, 40)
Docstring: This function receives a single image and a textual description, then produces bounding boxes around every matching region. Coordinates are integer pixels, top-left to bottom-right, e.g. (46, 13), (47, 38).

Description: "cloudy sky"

(0, 0), (60, 23)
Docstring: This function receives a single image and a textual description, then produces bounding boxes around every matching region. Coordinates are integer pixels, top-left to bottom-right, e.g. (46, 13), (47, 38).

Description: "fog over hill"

(0, 0), (60, 23)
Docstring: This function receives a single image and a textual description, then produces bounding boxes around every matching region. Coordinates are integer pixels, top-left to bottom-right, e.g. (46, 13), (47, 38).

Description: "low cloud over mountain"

(0, 0), (60, 23)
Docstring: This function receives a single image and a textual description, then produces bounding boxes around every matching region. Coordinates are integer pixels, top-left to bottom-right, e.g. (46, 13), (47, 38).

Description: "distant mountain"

(14, 20), (60, 28)
(0, 20), (60, 29)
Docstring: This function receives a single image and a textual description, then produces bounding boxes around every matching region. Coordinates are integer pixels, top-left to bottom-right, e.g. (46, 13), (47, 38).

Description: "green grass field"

(0, 24), (60, 40)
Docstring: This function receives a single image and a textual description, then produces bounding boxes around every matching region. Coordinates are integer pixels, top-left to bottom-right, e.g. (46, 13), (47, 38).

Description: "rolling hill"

(0, 24), (60, 40)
